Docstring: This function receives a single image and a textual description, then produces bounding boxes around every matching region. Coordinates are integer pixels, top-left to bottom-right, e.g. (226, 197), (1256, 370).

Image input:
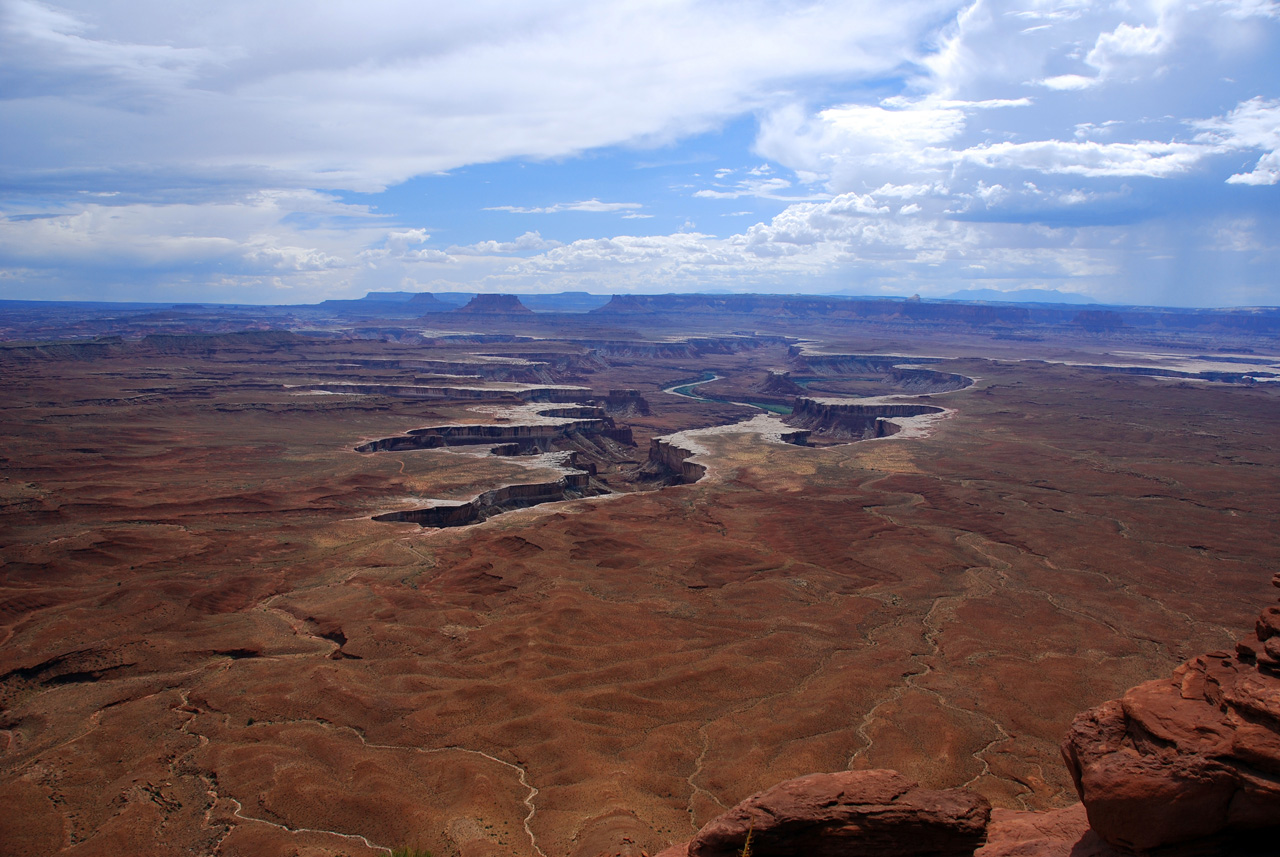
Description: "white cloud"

(1226, 150), (1280, 184)
(872, 182), (947, 198)
(1194, 96), (1280, 184)
(1086, 21), (1167, 72)
(447, 231), (561, 255)
(485, 199), (643, 214)
(0, 190), (383, 285)
(1073, 120), (1123, 140)
(693, 176), (806, 200)
(365, 229), (452, 263)
(1039, 74), (1098, 90)
(756, 0), (1280, 202)
(958, 139), (1209, 178)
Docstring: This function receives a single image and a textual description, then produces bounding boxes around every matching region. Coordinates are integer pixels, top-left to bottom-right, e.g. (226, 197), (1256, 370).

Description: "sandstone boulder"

(663, 769), (990, 857)
(1061, 582), (1280, 851)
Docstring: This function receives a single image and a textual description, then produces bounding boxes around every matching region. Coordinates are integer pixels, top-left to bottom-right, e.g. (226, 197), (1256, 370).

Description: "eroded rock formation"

(656, 770), (991, 857)
(1061, 572), (1280, 852)
(759, 370), (804, 397)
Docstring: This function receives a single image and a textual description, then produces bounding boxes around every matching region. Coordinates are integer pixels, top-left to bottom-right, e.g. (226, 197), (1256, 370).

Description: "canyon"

(1, 295), (1279, 856)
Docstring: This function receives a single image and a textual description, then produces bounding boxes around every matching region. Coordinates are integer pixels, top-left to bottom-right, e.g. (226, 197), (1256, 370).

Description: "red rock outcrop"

(656, 770), (990, 857)
(651, 580), (1280, 857)
(1060, 572), (1280, 852)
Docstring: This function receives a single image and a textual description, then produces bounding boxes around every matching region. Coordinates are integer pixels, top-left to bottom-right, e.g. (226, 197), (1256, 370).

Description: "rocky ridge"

(654, 579), (1280, 857)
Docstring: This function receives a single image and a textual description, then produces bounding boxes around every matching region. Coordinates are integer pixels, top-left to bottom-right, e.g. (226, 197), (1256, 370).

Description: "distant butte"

(454, 293), (534, 313)
(405, 291), (453, 312)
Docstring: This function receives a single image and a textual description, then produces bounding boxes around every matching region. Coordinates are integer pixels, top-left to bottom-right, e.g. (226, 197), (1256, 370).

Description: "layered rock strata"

(784, 397), (944, 440)
(373, 456), (599, 529)
(789, 351), (972, 392)
(355, 406), (625, 453)
(646, 437), (707, 484)
(597, 388), (651, 416)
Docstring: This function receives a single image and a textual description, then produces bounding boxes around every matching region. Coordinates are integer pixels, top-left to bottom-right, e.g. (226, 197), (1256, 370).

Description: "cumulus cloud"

(359, 229), (452, 263)
(755, 0), (1280, 214)
(497, 198), (1111, 296)
(447, 231), (561, 255)
(1194, 96), (1280, 184)
(755, 96), (1036, 192)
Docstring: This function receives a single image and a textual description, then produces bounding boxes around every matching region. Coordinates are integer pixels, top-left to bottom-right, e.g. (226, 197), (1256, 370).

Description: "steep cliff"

(373, 456), (599, 528)
(784, 397), (944, 440)
(355, 407), (616, 453)
(646, 437), (708, 485)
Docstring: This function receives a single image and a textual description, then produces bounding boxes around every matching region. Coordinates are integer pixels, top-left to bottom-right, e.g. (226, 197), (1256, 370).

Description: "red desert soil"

(1, 331), (1277, 857)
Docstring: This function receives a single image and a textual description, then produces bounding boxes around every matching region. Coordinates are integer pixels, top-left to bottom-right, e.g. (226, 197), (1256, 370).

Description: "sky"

(1, 0), (1278, 307)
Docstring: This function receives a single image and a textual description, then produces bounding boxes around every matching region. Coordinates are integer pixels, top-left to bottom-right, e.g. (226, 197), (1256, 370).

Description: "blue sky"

(1, 0), (1278, 307)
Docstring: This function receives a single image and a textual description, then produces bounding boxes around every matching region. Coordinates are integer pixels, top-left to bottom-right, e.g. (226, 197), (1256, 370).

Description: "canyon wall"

(647, 437), (708, 484)
(784, 397), (944, 440)
(373, 469), (596, 529)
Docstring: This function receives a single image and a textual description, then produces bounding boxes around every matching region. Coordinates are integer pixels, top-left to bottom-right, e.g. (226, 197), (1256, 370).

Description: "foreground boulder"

(1061, 573), (1280, 851)
(658, 769), (990, 857)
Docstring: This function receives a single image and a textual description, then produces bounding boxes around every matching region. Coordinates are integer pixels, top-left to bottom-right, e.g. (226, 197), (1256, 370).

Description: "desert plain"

(2, 298), (1279, 856)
